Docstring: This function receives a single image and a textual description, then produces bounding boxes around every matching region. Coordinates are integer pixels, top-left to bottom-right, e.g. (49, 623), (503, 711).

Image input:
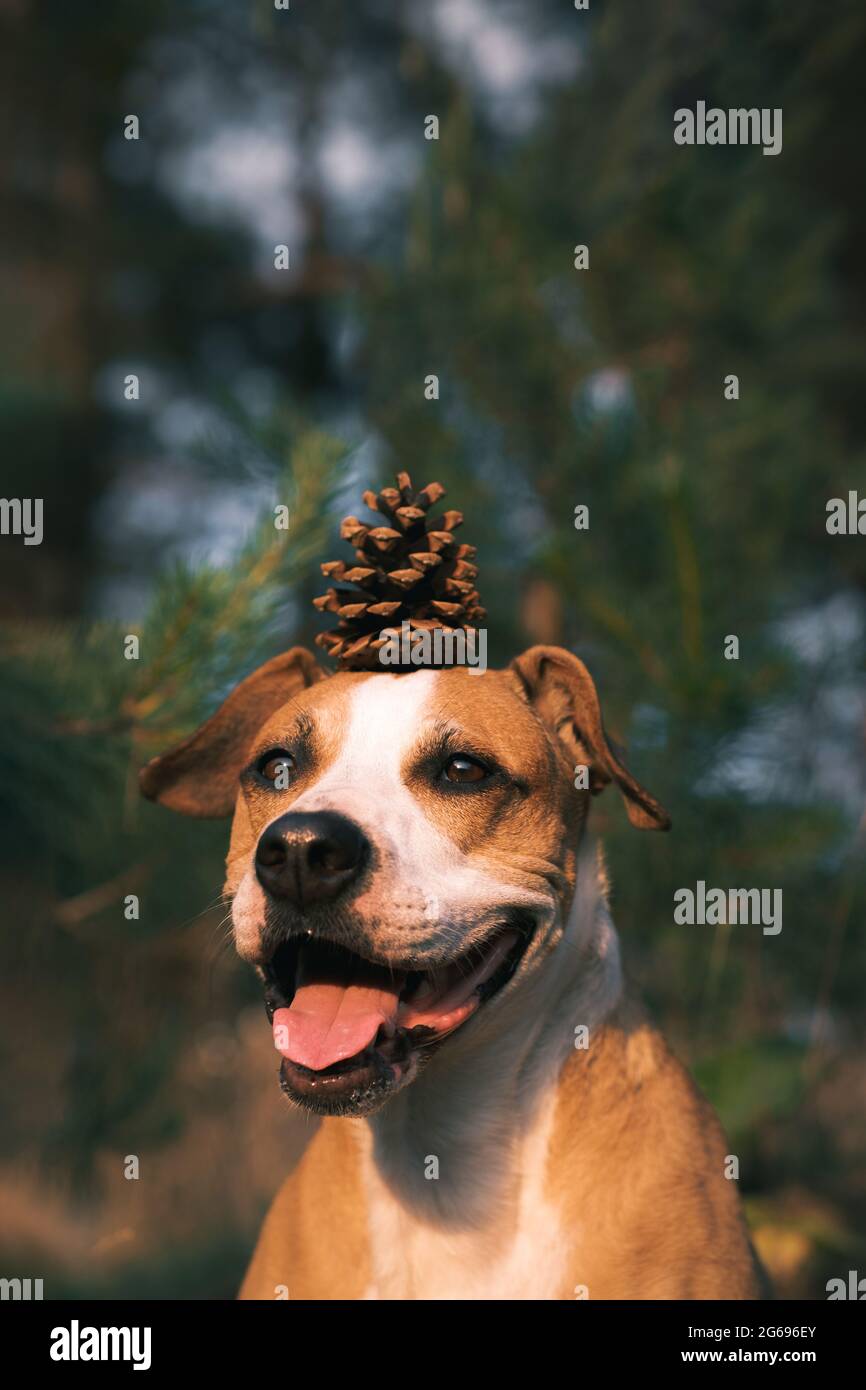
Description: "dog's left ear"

(139, 646), (325, 818)
(510, 645), (671, 830)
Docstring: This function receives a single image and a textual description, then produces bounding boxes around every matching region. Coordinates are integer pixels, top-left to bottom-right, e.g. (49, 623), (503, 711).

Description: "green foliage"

(0, 429), (344, 1207)
(0, 428), (345, 886)
(694, 1039), (809, 1144)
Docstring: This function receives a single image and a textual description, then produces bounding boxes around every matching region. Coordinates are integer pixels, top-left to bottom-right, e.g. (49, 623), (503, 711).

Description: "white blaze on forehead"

(289, 669), (441, 847)
(324, 670), (440, 787)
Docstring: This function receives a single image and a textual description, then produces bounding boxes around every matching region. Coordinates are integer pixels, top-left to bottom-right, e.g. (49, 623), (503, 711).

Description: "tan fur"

(141, 647), (765, 1301)
(239, 849), (763, 1300)
(239, 1120), (370, 1301)
(546, 1002), (765, 1298)
(240, 1001), (764, 1300)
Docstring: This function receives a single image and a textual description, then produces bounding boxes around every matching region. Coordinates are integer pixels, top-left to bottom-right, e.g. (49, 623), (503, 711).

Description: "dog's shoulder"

(238, 1118), (370, 1300)
(551, 994), (697, 1153)
(547, 998), (765, 1298)
(552, 994), (744, 1196)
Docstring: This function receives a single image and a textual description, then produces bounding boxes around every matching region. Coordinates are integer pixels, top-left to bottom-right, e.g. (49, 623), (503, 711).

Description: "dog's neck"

(356, 838), (623, 1227)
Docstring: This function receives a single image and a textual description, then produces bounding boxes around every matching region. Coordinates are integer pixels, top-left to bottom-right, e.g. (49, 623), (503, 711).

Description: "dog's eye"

(442, 754), (488, 785)
(257, 750), (296, 786)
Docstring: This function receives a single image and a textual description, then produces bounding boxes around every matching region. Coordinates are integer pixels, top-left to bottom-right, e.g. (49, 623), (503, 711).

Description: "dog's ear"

(139, 646), (325, 818)
(510, 645), (670, 831)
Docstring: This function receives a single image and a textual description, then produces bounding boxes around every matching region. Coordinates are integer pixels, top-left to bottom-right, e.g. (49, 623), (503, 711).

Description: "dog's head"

(140, 645), (669, 1116)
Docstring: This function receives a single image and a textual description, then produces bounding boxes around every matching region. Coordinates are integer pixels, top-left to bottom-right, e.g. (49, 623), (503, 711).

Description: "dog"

(141, 642), (767, 1300)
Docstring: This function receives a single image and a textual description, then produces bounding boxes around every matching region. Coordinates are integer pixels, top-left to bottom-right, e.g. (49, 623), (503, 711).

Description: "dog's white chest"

(357, 1097), (571, 1301)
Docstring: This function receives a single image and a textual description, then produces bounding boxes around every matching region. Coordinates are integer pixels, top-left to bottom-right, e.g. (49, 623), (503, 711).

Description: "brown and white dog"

(141, 643), (766, 1300)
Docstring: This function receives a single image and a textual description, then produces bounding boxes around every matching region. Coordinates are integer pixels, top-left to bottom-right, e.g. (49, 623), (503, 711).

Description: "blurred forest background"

(1, 0), (864, 1299)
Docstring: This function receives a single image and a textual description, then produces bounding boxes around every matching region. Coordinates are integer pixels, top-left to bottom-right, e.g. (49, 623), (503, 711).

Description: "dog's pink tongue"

(273, 951), (403, 1072)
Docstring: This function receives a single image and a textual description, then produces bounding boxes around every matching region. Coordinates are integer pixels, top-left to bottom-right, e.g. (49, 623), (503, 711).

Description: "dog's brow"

(415, 719), (504, 769)
(253, 711), (315, 755)
(422, 718), (470, 748)
(294, 713), (315, 740)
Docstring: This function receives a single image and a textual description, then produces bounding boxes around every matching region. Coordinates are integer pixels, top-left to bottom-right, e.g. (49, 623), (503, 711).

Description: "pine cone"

(313, 472), (486, 670)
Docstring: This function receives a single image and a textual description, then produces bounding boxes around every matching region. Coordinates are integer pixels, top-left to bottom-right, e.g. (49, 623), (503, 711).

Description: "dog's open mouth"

(262, 925), (530, 1112)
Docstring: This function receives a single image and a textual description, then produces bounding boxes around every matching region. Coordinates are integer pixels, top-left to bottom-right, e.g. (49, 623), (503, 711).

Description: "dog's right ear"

(138, 646), (325, 818)
(511, 644), (671, 831)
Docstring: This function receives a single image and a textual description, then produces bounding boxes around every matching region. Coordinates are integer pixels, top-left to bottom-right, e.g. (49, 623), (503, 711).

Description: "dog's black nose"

(255, 811), (368, 906)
